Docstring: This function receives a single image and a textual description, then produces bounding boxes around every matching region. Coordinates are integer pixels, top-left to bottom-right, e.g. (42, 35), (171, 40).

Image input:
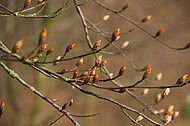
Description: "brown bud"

(38, 44), (48, 54)
(155, 92), (162, 103)
(142, 67), (151, 80)
(37, 54), (42, 57)
(65, 43), (75, 53)
(164, 116), (172, 125)
(92, 40), (101, 51)
(167, 105), (175, 113)
(158, 109), (165, 114)
(111, 28), (120, 41)
(155, 73), (162, 82)
(142, 15), (152, 23)
(172, 111), (179, 119)
(0, 101), (5, 118)
(162, 88), (170, 99)
(38, 28), (47, 46)
(140, 88), (149, 97)
(46, 48), (54, 55)
(84, 76), (93, 84)
(118, 65), (127, 76)
(32, 58), (38, 62)
(155, 28), (164, 38)
(120, 41), (129, 48)
(76, 58), (84, 67)
(81, 71), (89, 77)
(61, 68), (68, 74)
(99, 60), (108, 67)
(153, 110), (159, 115)
(90, 70), (96, 76)
(12, 40), (23, 53)
(73, 71), (78, 79)
(100, 15), (110, 22)
(95, 55), (102, 67)
(141, 64), (151, 71)
(176, 74), (188, 85)
(53, 55), (61, 66)
(93, 74), (98, 83)
(121, 3), (132, 12)
(69, 99), (74, 106)
(24, 0), (31, 8)
(135, 115), (143, 122)
(38, 0), (45, 4)
(37, 0), (46, 7)
(62, 102), (69, 110)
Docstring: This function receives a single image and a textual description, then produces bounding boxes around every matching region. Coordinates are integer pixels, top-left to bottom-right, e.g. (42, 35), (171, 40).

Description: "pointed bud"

(37, 54), (42, 57)
(73, 71), (78, 79)
(100, 15), (110, 22)
(46, 48), (54, 56)
(90, 70), (96, 76)
(111, 28), (120, 41)
(158, 109), (165, 114)
(53, 55), (61, 66)
(62, 102), (69, 110)
(76, 58), (84, 67)
(155, 28), (164, 38)
(65, 43), (75, 53)
(172, 111), (179, 119)
(99, 60), (108, 67)
(121, 41), (129, 48)
(84, 76), (93, 84)
(167, 105), (175, 113)
(38, 44), (48, 54)
(136, 115), (143, 122)
(32, 58), (38, 62)
(92, 40), (101, 52)
(12, 40), (23, 53)
(140, 88), (149, 97)
(38, 28), (47, 46)
(95, 55), (102, 67)
(120, 3), (132, 12)
(24, 0), (31, 8)
(69, 99), (74, 106)
(118, 65), (127, 76)
(141, 64), (151, 71)
(164, 116), (172, 125)
(155, 73), (162, 82)
(155, 92), (162, 103)
(153, 110), (159, 115)
(0, 101), (5, 118)
(142, 67), (151, 80)
(93, 74), (98, 83)
(142, 15), (152, 23)
(176, 74), (188, 85)
(61, 68), (68, 74)
(81, 71), (89, 77)
(38, 0), (45, 4)
(162, 88), (170, 99)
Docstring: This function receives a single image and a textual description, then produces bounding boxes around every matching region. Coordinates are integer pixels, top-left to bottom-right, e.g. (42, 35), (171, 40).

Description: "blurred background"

(0, 0), (190, 125)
